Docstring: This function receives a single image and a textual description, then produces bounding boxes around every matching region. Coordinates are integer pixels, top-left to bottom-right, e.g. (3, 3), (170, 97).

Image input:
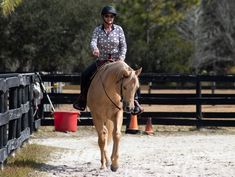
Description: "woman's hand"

(92, 48), (100, 57)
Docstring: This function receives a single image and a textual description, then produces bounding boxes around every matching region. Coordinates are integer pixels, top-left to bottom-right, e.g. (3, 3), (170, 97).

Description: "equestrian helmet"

(101, 5), (117, 16)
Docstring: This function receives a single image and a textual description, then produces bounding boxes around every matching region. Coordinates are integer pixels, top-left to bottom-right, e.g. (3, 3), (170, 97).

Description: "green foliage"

(117, 0), (198, 73)
(1, 0), (106, 72)
(0, 0), (199, 73)
(1, 0), (23, 16)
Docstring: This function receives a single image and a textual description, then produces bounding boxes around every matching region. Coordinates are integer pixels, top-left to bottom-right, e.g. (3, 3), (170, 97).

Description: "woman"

(73, 5), (143, 115)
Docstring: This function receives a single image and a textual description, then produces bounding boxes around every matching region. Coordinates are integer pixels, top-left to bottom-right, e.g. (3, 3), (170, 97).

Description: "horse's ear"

(123, 68), (132, 78)
(135, 67), (142, 76)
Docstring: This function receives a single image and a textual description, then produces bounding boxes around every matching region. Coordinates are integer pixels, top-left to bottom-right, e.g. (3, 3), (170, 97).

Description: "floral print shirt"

(90, 24), (127, 61)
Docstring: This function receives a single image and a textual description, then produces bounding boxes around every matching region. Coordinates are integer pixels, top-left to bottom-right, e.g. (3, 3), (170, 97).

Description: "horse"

(87, 60), (142, 171)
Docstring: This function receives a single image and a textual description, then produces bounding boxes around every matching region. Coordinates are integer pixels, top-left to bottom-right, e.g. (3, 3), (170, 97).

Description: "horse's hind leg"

(94, 119), (110, 169)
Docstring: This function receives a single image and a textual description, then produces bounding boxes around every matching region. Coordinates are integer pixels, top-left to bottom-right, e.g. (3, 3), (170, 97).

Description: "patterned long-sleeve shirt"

(90, 24), (127, 61)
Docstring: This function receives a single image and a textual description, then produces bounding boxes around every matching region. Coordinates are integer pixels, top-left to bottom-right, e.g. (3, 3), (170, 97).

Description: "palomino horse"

(87, 60), (142, 171)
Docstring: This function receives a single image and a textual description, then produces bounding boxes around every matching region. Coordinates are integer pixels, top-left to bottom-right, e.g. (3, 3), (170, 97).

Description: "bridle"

(99, 75), (125, 110)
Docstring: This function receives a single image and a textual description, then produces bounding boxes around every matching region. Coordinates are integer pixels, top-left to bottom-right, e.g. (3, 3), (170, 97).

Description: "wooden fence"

(40, 73), (235, 127)
(0, 73), (42, 168)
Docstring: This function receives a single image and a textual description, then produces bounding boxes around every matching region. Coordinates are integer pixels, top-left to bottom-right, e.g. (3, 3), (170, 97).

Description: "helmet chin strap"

(104, 19), (112, 25)
(102, 16), (114, 25)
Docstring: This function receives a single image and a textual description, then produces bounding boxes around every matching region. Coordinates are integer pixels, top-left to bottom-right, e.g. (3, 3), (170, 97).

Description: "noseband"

(100, 75), (125, 110)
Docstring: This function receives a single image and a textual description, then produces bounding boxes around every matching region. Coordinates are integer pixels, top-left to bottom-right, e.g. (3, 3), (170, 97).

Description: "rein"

(99, 75), (123, 110)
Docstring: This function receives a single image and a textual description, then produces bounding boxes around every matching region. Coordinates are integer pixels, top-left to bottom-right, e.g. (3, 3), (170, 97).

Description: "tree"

(178, 0), (235, 74)
(0, 0), (109, 72)
(116, 0), (199, 73)
(1, 0), (23, 16)
(0, 0), (202, 73)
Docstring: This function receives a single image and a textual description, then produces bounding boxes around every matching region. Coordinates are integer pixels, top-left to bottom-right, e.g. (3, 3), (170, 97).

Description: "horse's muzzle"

(123, 102), (134, 113)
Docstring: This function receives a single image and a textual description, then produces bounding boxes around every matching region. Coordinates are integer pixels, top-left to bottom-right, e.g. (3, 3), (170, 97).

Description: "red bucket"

(54, 111), (80, 132)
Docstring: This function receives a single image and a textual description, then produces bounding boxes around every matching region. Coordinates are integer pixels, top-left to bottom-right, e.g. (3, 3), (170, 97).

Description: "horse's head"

(119, 67), (142, 113)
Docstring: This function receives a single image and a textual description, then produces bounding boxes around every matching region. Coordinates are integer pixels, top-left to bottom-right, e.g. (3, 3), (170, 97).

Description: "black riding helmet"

(101, 5), (117, 16)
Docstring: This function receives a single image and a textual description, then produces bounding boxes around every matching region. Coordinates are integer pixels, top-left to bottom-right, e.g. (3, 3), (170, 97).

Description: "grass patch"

(32, 126), (97, 138)
(0, 143), (54, 177)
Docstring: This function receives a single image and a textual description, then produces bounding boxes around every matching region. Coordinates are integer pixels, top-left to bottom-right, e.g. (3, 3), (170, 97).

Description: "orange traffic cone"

(126, 114), (140, 134)
(145, 117), (154, 135)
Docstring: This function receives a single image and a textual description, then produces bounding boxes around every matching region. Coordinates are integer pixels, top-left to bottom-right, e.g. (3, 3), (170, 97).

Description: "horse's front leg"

(97, 125), (110, 169)
(111, 111), (123, 172)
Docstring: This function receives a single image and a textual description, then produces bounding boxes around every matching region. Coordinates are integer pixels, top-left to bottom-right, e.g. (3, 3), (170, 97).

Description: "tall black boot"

(73, 80), (89, 111)
(73, 61), (97, 111)
(73, 73), (89, 111)
(73, 94), (87, 111)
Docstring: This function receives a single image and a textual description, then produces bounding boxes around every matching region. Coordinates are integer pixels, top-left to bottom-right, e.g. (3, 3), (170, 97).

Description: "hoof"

(100, 165), (107, 170)
(111, 165), (118, 172)
(106, 161), (111, 168)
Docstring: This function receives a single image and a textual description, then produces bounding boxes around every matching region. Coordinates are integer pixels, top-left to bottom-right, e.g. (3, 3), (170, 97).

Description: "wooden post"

(0, 92), (4, 149)
(25, 85), (29, 129)
(0, 91), (8, 148)
(16, 87), (22, 138)
(211, 81), (216, 95)
(22, 86), (26, 130)
(28, 83), (34, 133)
(196, 80), (202, 128)
(3, 92), (8, 147)
(148, 82), (152, 94)
(21, 85), (29, 130)
(9, 88), (18, 139)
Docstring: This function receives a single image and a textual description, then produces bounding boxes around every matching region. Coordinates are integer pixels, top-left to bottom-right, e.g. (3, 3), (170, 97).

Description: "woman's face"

(103, 13), (115, 25)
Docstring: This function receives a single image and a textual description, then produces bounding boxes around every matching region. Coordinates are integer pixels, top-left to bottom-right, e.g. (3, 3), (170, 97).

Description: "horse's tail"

(106, 119), (113, 144)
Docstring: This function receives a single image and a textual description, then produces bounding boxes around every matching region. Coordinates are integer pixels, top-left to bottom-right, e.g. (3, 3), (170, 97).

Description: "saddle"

(88, 59), (115, 82)
(96, 59), (114, 68)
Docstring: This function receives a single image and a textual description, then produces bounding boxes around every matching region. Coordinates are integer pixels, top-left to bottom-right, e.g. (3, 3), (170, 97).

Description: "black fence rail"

(0, 73), (42, 167)
(40, 73), (235, 127)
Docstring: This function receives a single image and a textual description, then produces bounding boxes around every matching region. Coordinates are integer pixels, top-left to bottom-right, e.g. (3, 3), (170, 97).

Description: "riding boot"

(131, 89), (144, 115)
(73, 61), (97, 111)
(131, 100), (144, 115)
(73, 86), (88, 111)
(73, 75), (90, 111)
(73, 95), (87, 111)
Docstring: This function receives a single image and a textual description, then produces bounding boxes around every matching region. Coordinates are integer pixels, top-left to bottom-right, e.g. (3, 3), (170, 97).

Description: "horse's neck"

(101, 62), (124, 94)
(103, 67), (118, 84)
(103, 62), (124, 80)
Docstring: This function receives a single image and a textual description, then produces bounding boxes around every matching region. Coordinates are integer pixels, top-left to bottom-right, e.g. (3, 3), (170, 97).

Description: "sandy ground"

(35, 88), (235, 176)
(30, 126), (235, 177)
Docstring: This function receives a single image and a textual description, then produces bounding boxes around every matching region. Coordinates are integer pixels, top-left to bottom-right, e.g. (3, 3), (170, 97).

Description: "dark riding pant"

(80, 61), (97, 101)
(135, 88), (140, 100)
